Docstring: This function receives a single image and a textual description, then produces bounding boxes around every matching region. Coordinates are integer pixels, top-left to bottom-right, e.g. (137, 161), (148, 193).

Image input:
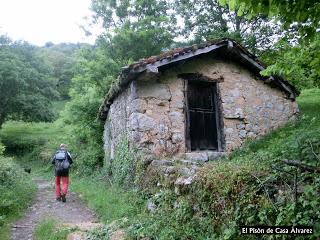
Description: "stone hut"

(99, 39), (299, 163)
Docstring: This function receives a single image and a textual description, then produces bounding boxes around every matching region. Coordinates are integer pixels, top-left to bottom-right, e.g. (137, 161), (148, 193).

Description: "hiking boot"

(61, 193), (66, 202)
(56, 197), (61, 201)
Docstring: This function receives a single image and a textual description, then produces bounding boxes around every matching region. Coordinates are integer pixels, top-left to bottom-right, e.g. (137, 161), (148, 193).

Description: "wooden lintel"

(178, 73), (224, 83)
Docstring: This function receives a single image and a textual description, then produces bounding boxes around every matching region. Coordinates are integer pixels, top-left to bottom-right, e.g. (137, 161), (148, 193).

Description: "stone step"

(150, 159), (174, 166)
(149, 151), (225, 168)
(150, 152), (226, 180)
(178, 165), (199, 176)
(185, 151), (225, 162)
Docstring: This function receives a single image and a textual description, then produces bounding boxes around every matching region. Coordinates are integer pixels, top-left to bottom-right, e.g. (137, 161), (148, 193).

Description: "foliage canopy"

(220, 0), (320, 38)
(0, 36), (58, 127)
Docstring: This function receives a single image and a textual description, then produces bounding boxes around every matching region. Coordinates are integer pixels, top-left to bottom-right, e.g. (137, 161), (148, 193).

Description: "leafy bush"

(261, 37), (320, 90)
(127, 189), (218, 240)
(110, 137), (136, 186)
(85, 225), (111, 240)
(0, 156), (36, 239)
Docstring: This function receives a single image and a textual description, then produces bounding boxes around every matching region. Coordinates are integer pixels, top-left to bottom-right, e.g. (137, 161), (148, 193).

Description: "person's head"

(59, 143), (67, 150)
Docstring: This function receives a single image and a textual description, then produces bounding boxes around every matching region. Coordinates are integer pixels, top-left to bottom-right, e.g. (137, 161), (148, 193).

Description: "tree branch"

(308, 140), (320, 161)
(250, 173), (277, 211)
(282, 160), (320, 173)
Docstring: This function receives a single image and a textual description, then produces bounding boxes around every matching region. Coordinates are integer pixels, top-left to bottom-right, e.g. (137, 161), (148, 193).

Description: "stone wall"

(103, 56), (299, 161)
(127, 71), (186, 157)
(103, 73), (187, 162)
(103, 88), (130, 162)
(178, 58), (299, 151)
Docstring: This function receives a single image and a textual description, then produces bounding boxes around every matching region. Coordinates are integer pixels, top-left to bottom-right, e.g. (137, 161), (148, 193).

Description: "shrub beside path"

(10, 177), (100, 240)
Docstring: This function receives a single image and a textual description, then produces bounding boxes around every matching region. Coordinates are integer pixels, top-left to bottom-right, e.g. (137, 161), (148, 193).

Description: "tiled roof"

(99, 38), (298, 120)
(125, 39), (261, 71)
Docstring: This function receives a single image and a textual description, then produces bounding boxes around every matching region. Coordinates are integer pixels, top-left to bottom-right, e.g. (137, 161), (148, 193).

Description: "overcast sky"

(0, 0), (101, 46)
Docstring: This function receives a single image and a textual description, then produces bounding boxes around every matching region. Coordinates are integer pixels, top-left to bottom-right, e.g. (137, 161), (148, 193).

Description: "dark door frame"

(182, 75), (223, 152)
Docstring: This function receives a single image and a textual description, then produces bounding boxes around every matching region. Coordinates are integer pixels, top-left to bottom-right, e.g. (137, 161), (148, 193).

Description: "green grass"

(0, 121), (59, 142)
(0, 156), (36, 240)
(0, 118), (103, 176)
(70, 174), (144, 224)
(34, 217), (70, 240)
(0, 121), (60, 155)
(0, 120), (74, 175)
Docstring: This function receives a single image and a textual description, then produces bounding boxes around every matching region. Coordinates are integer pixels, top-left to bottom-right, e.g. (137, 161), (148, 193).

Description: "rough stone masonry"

(103, 56), (299, 162)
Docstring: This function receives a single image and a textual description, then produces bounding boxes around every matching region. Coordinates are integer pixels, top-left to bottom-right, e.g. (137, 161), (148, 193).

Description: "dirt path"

(11, 177), (98, 240)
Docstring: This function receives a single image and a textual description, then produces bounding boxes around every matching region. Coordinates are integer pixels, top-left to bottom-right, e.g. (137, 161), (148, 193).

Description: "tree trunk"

(0, 114), (5, 129)
(216, 5), (228, 32)
(235, 15), (241, 39)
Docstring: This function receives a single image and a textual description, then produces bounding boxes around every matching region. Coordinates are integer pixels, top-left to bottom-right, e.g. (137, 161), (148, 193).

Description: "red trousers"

(55, 176), (69, 198)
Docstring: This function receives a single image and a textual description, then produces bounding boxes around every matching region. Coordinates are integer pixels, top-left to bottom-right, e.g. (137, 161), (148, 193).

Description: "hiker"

(52, 144), (73, 202)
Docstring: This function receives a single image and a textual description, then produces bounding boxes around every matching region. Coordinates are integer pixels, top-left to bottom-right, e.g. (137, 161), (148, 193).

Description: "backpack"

(54, 150), (70, 173)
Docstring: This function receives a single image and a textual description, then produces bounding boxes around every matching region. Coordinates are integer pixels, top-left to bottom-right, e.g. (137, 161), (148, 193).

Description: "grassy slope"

(195, 88), (320, 238)
(0, 120), (76, 178)
(126, 88), (320, 239)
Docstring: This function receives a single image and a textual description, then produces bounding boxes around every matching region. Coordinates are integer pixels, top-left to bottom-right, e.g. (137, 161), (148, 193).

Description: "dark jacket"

(52, 148), (73, 176)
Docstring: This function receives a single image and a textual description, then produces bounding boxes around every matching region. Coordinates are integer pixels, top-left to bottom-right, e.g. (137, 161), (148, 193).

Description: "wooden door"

(187, 81), (218, 151)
